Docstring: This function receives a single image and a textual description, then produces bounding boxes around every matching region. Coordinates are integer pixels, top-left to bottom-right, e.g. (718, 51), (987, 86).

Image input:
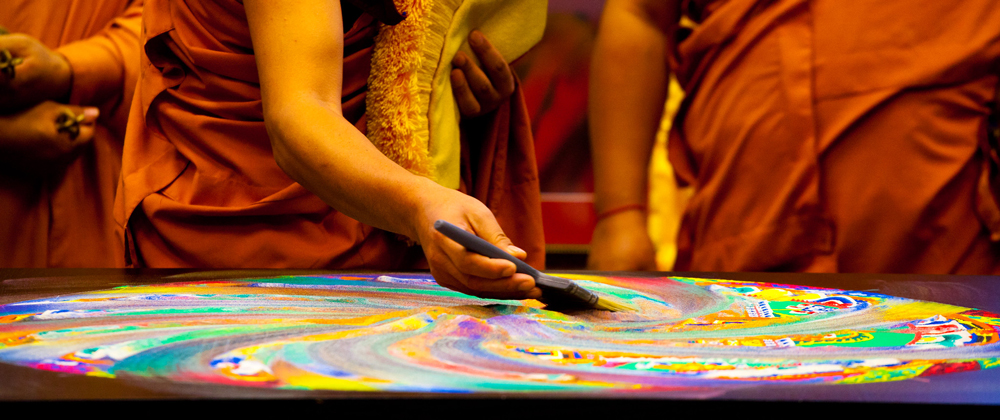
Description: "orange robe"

(669, 0), (1000, 273)
(116, 0), (544, 269)
(0, 0), (141, 267)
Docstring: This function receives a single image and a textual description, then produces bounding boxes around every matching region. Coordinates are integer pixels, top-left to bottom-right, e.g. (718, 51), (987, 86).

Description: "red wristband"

(595, 203), (647, 222)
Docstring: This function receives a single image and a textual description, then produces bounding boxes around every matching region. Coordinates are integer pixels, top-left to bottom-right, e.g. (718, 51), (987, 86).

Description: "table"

(1, 269), (997, 413)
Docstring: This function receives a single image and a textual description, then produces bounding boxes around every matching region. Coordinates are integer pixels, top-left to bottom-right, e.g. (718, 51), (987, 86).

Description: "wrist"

(595, 202), (647, 223)
(52, 52), (73, 103)
(400, 175), (448, 241)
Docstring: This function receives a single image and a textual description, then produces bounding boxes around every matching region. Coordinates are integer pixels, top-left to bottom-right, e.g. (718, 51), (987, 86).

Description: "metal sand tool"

(434, 220), (635, 312)
(56, 109), (86, 139)
(0, 25), (23, 79)
(0, 48), (22, 79)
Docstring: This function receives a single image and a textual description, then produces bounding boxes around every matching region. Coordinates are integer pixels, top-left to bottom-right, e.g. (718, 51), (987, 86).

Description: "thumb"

(506, 244), (527, 261)
(0, 34), (36, 65)
(62, 106), (99, 144)
(76, 106), (100, 123)
(472, 216), (526, 261)
(0, 33), (27, 52)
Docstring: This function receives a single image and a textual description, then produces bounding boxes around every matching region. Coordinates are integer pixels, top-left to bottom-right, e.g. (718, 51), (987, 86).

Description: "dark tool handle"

(434, 220), (607, 310)
(433, 220), (541, 278)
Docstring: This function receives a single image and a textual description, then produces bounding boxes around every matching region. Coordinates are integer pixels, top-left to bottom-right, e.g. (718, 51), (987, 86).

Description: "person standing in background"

(589, 0), (1000, 274)
(0, 0), (142, 267)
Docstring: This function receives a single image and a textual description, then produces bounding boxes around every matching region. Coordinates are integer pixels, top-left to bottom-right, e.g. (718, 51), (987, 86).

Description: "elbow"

(262, 96), (348, 183)
(263, 104), (298, 180)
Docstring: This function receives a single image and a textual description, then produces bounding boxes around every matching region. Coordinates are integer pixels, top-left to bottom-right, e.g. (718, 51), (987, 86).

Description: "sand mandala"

(0, 274), (998, 394)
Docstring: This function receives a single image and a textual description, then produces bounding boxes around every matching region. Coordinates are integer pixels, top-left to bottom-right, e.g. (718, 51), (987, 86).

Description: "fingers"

(433, 225), (516, 279)
(452, 51), (497, 104)
(415, 188), (539, 300)
(433, 266), (542, 301)
(506, 245), (527, 261)
(426, 217), (540, 299)
(467, 212), (523, 259)
(0, 34), (72, 109)
(0, 48), (23, 79)
(78, 106), (100, 123)
(430, 250), (539, 299)
(0, 34), (31, 59)
(450, 65), (481, 116)
(0, 35), (30, 82)
(465, 273), (537, 294)
(450, 30), (516, 117)
(468, 31), (515, 98)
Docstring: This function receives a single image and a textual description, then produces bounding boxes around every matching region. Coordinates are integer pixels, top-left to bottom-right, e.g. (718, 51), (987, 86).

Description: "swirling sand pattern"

(0, 274), (998, 393)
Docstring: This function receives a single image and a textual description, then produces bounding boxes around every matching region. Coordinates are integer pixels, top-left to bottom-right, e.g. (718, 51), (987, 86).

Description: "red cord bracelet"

(595, 203), (647, 222)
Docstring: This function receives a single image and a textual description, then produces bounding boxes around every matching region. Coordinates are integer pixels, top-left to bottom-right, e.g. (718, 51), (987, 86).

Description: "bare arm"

(587, 0), (680, 271)
(0, 35), (98, 167)
(244, 0), (539, 299)
(57, 0), (143, 111)
(0, 0), (142, 113)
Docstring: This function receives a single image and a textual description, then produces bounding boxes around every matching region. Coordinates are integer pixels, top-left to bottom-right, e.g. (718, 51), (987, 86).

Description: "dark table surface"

(1, 269), (998, 412)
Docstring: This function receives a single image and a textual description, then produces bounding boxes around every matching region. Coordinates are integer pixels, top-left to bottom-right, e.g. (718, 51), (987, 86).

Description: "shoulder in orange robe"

(116, 0), (544, 269)
(0, 0), (142, 267)
(669, 0), (1000, 273)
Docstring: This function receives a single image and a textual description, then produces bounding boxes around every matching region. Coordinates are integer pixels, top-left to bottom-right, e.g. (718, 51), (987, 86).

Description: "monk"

(117, 0), (545, 299)
(589, 0), (1000, 274)
(0, 0), (141, 267)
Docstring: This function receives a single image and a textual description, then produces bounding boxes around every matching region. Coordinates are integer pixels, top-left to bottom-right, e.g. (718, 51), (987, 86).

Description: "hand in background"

(0, 101), (98, 174)
(587, 210), (658, 271)
(411, 182), (542, 300)
(0, 34), (72, 113)
(451, 30), (516, 118)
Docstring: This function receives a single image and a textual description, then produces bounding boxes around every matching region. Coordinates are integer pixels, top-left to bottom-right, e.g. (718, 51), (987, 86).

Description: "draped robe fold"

(670, 0), (1000, 273)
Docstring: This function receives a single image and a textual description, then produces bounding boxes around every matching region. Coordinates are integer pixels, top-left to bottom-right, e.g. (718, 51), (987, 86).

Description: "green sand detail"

(795, 331), (915, 348)
(981, 357), (1000, 369)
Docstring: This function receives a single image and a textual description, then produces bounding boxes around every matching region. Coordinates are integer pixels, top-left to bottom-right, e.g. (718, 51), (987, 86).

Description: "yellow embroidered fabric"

(367, 0), (547, 188)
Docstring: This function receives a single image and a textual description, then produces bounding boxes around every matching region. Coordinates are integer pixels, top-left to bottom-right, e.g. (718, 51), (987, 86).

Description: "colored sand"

(0, 274), (997, 393)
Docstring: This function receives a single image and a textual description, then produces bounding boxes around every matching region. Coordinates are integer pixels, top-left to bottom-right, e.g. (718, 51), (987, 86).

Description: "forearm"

(247, 0), (430, 239)
(589, 0), (677, 214)
(268, 97), (439, 241)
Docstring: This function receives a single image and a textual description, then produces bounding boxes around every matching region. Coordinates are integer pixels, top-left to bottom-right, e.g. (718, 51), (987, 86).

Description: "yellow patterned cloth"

(366, 0), (547, 188)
